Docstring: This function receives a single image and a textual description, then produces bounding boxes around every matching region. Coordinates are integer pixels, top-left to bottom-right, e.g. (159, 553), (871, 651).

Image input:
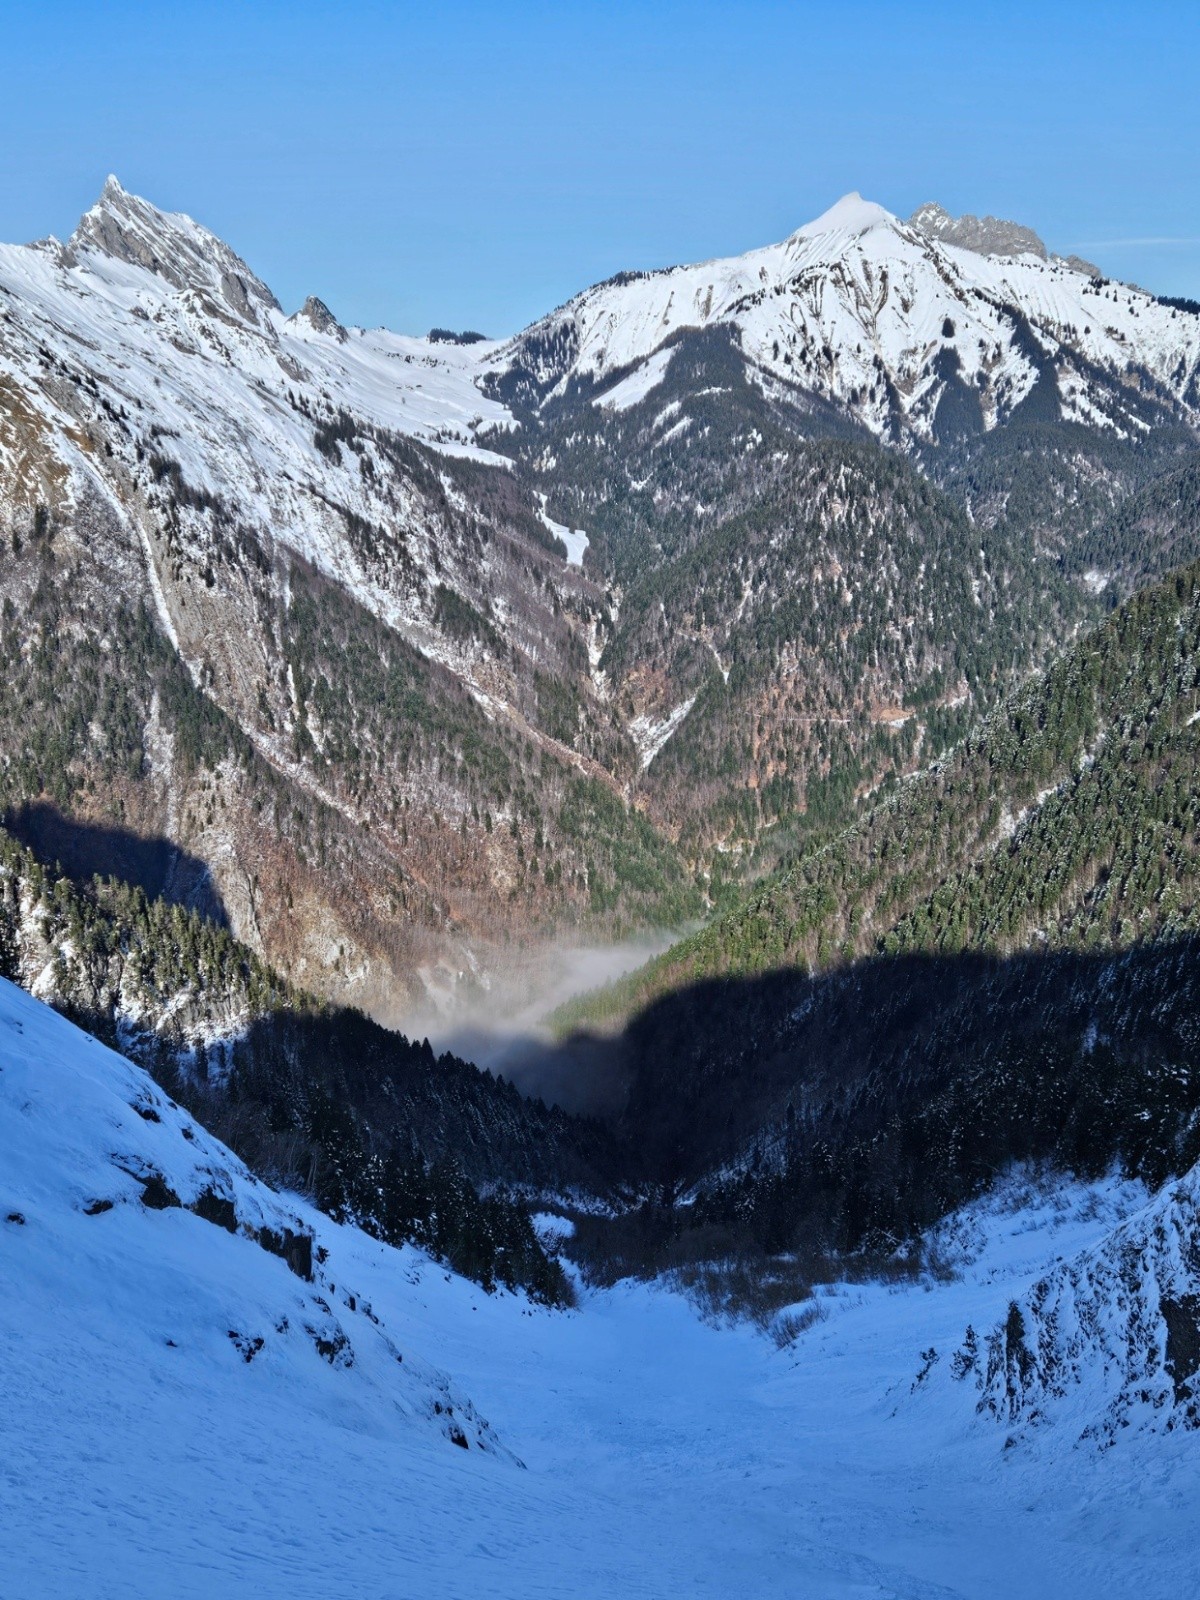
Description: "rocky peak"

(910, 200), (1048, 260)
(290, 294), (348, 342)
(1060, 251), (1104, 280)
(64, 176), (281, 328)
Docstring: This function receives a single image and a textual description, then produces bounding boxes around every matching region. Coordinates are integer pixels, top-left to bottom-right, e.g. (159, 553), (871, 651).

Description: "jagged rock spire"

(65, 177), (281, 327)
(291, 295), (348, 342)
(910, 201), (1048, 260)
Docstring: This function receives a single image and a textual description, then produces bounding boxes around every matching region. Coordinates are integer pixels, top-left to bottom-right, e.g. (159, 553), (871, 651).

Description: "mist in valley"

(390, 933), (680, 1115)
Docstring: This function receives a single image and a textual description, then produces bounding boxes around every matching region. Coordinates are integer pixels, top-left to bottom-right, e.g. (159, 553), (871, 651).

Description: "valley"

(3, 166), (1200, 1598)
(3, 981), (1197, 1600)
(3, 180), (1199, 1023)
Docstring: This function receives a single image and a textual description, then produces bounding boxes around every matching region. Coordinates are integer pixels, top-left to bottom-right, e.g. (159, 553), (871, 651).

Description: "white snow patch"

(629, 695), (697, 769)
(656, 415), (692, 446)
(538, 496), (589, 565)
(593, 344), (676, 411)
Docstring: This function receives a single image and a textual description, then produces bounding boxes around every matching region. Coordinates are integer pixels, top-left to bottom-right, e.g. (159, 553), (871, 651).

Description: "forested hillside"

(568, 556), (1200, 1020)
(503, 314), (1199, 879)
(0, 482), (699, 1020)
(552, 558), (1200, 1277)
(0, 824), (608, 1302)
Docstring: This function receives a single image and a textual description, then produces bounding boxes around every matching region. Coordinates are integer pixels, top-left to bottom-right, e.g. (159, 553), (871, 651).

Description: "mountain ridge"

(1, 177), (1198, 1017)
(486, 188), (1200, 446)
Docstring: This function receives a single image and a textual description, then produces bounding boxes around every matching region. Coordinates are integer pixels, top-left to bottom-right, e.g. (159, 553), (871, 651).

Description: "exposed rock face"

(63, 175), (281, 327)
(291, 294), (348, 341)
(1062, 251), (1104, 279)
(910, 199), (1048, 259)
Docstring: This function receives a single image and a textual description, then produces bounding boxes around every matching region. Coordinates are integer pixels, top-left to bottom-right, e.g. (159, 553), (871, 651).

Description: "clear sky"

(3, 0), (1198, 335)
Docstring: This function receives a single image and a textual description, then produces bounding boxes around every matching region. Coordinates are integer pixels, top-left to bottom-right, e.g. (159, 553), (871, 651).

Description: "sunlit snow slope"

(0, 178), (517, 654)
(492, 192), (1200, 441)
(0, 978), (510, 1596)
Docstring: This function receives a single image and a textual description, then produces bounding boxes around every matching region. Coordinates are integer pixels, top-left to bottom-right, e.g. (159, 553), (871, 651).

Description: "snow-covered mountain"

(5, 181), (1200, 1597)
(1, 177), (1198, 1018)
(0, 178), (618, 807)
(11, 179), (1194, 521)
(0, 177), (663, 1013)
(14, 175), (508, 456)
(488, 191), (1200, 442)
(0, 177), (539, 655)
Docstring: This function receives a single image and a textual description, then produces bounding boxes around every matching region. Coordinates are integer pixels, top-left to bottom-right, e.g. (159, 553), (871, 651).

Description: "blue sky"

(3, 1), (1197, 335)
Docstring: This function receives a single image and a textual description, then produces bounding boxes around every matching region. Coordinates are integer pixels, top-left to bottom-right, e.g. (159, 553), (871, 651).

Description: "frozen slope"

(354, 1171), (1199, 1600)
(2, 977), (1198, 1598)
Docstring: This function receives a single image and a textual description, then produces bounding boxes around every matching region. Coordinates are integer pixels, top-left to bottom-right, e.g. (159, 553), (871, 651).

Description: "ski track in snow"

(1, 979), (1197, 1598)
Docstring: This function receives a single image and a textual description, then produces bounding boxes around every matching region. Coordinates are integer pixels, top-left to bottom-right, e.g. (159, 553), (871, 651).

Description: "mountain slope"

(0, 976), (507, 1499)
(547, 558), (1200, 1266)
(3, 988), (1195, 1597)
(576, 552), (1200, 1019)
(943, 1160), (1200, 1441)
(0, 179), (701, 1014)
(489, 199), (1200, 863)
(2, 180), (1198, 1011)
(487, 191), (1200, 445)
(0, 821), (605, 1296)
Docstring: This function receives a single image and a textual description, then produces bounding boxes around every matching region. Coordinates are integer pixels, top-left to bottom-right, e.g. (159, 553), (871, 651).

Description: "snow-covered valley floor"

(1, 978), (1196, 1599)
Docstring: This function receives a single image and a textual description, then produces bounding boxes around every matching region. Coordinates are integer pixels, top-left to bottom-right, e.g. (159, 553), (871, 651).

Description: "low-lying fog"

(390, 934), (679, 1116)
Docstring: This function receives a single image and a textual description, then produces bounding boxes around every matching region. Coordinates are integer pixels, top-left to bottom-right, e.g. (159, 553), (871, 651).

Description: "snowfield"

(1, 978), (1197, 1599)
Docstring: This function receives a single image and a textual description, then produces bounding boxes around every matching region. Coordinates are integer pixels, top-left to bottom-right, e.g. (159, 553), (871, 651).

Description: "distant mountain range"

(1, 179), (1198, 1020)
(491, 189), (1197, 438)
